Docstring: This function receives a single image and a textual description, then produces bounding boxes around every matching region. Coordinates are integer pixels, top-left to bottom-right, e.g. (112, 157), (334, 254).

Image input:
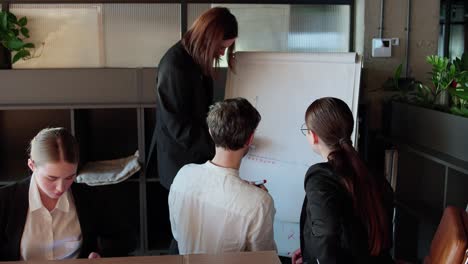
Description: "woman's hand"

(291, 248), (303, 264)
(88, 252), (101, 259)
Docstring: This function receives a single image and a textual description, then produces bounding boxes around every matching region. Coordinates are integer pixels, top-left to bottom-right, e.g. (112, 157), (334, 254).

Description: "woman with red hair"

(149, 7), (238, 190)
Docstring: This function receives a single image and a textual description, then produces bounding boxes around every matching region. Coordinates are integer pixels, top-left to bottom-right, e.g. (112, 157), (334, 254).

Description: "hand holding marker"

(250, 179), (268, 192)
(251, 179), (267, 186)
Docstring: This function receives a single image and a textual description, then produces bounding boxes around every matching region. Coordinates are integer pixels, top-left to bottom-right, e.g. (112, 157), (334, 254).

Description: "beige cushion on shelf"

(76, 151), (141, 186)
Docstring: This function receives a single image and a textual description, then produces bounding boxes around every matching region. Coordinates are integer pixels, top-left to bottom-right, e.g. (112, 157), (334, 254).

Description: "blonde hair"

(29, 127), (79, 166)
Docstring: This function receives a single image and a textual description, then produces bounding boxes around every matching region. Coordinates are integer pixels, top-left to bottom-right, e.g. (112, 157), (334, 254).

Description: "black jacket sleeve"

(152, 42), (215, 188)
(157, 62), (213, 155)
(0, 179), (29, 261)
(303, 173), (345, 264)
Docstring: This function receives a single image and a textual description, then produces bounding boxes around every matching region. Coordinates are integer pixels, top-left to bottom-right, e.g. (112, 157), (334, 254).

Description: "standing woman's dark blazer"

(0, 177), (136, 261)
(150, 40), (215, 189)
(299, 163), (394, 264)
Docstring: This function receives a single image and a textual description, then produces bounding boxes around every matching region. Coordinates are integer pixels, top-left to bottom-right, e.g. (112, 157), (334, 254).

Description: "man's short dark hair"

(207, 97), (261, 151)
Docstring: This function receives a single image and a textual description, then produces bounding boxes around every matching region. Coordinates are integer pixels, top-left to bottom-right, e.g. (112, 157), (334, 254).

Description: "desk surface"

(0, 251), (281, 264)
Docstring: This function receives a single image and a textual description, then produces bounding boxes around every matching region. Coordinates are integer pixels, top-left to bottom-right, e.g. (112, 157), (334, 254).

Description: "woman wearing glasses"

(292, 98), (394, 264)
(148, 7), (238, 190)
(0, 128), (135, 261)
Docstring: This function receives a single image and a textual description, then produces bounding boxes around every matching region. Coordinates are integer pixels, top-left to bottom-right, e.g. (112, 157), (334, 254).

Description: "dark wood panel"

(0, 69), (158, 107)
(74, 108), (138, 163)
(146, 182), (172, 251)
(446, 169), (468, 209)
(396, 149), (446, 220)
(0, 109), (71, 181)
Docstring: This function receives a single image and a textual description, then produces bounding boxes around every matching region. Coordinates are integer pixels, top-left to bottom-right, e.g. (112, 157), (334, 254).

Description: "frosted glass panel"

(10, 4), (180, 68)
(190, 4), (289, 53)
(103, 4), (180, 67)
(188, 4), (350, 66)
(449, 25), (465, 60)
(11, 4), (103, 68)
(438, 26), (465, 59)
(217, 4), (290, 52)
(289, 5), (350, 52)
(188, 4), (210, 27)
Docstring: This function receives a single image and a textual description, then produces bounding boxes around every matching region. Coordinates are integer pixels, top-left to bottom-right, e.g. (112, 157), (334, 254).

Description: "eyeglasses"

(300, 123), (310, 136)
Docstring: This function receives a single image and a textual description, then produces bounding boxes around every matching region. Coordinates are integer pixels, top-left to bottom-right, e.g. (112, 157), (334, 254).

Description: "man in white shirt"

(168, 97), (277, 255)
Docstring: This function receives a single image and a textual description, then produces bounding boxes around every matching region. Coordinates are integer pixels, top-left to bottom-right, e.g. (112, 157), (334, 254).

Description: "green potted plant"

(448, 53), (468, 117)
(389, 54), (468, 161)
(0, 10), (34, 67)
(412, 55), (457, 108)
(382, 63), (419, 101)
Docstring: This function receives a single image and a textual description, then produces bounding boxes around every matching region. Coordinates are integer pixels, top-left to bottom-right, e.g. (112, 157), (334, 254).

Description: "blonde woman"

(0, 127), (134, 261)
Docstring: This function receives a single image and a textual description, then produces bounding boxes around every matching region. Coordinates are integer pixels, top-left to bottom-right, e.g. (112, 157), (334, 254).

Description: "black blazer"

(299, 163), (394, 264)
(0, 177), (136, 261)
(149, 41), (215, 189)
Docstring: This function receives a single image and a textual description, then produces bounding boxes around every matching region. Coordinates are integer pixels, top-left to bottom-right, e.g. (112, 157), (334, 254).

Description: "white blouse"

(20, 176), (82, 260)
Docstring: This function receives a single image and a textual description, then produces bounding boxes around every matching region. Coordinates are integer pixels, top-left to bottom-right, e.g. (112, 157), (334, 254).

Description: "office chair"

(424, 206), (468, 264)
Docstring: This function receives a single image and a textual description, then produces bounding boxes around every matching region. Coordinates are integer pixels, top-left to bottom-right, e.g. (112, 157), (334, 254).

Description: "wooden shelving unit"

(0, 68), (169, 254)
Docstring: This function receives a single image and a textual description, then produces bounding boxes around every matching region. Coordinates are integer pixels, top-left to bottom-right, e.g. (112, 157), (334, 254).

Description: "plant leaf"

(23, 42), (35, 49)
(6, 12), (17, 24)
(0, 12), (7, 31)
(20, 27), (29, 38)
(461, 53), (468, 71)
(393, 64), (403, 90)
(450, 106), (462, 115)
(18, 17), (27, 27)
(394, 64), (402, 80)
(449, 64), (457, 76)
(4, 38), (25, 50)
(12, 49), (30, 64)
(460, 107), (468, 116)
(6, 31), (16, 39)
(449, 88), (468, 101)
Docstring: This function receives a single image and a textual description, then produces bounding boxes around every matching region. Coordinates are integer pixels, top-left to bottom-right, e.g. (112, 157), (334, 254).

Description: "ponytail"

(306, 97), (390, 255)
(328, 139), (390, 255)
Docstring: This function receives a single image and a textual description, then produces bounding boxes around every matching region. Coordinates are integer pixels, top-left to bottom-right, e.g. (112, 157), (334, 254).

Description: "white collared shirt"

(169, 161), (277, 255)
(20, 176), (82, 260)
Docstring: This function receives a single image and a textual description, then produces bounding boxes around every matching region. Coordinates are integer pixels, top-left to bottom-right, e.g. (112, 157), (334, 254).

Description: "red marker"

(251, 179), (267, 186)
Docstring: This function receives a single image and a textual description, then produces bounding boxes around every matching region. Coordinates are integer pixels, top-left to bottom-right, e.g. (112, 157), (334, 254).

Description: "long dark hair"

(305, 97), (390, 256)
(182, 7), (237, 77)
